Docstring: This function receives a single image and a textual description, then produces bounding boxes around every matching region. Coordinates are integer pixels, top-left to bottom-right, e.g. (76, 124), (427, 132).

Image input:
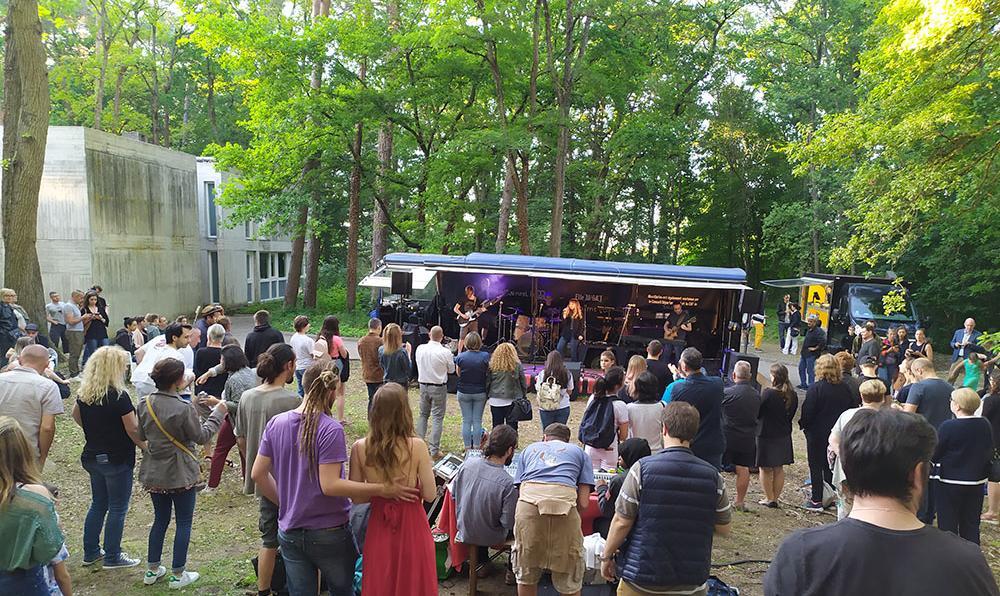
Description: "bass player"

(662, 301), (693, 364)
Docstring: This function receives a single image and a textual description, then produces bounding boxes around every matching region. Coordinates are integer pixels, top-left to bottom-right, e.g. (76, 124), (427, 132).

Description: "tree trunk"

(515, 154), (530, 254)
(283, 204), (308, 307)
(373, 0), (399, 272)
(206, 57), (218, 142)
(550, 106), (569, 256)
(495, 160), (514, 253)
(93, 0), (107, 130)
(347, 120), (363, 310)
(303, 229), (321, 308)
(112, 66), (126, 131)
(2, 0), (50, 325)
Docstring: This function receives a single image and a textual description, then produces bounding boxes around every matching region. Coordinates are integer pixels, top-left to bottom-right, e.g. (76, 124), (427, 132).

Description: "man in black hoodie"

(244, 310), (284, 366)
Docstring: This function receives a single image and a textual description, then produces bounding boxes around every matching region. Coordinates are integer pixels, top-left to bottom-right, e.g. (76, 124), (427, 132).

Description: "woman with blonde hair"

(378, 323), (412, 386)
(620, 355), (648, 402)
(934, 388), (993, 544)
(487, 342), (528, 430)
(557, 298), (585, 361)
(828, 378), (891, 519)
(350, 383), (437, 595)
(252, 363), (418, 595)
(798, 354), (854, 512)
(72, 346), (146, 568)
(0, 417), (65, 594)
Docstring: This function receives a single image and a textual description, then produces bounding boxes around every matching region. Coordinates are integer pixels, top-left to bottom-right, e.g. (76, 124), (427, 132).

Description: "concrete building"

(0, 126), (292, 319)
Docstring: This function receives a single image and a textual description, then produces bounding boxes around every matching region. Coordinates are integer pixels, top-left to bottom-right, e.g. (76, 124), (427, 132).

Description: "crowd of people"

(1, 285), (999, 595)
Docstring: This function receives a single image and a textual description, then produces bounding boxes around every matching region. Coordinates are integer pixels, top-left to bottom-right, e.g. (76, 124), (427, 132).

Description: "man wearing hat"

(194, 304), (225, 349)
(797, 314), (827, 389)
(24, 323), (52, 350)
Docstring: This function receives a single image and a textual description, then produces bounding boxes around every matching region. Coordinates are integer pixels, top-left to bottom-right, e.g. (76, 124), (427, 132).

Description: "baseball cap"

(861, 355), (878, 366)
(25, 323), (39, 332)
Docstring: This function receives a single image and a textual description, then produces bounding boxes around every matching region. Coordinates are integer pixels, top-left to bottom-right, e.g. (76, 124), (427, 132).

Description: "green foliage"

(239, 284), (372, 337)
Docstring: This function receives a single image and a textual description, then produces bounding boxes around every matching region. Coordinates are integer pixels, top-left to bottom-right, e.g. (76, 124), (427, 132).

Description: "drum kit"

(496, 305), (563, 359)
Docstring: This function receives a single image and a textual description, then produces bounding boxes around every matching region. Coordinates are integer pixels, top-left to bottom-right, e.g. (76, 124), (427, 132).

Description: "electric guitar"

(663, 313), (696, 341)
(456, 294), (505, 329)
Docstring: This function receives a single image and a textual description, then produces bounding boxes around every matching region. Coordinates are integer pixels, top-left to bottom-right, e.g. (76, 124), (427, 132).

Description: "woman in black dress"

(980, 371), (1000, 522)
(757, 363), (799, 508)
(799, 354), (855, 511)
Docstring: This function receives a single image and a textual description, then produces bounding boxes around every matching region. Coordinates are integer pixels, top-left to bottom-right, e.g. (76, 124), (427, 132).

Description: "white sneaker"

(168, 571), (200, 589)
(143, 566), (166, 585)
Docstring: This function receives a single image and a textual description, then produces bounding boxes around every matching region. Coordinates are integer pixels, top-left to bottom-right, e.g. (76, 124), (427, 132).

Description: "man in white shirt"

(179, 327), (201, 370)
(132, 323), (192, 397)
(414, 325), (455, 458)
(0, 345), (64, 467)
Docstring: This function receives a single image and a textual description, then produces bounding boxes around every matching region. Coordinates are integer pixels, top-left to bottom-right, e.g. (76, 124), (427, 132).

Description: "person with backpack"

(580, 367), (630, 470)
(535, 350), (574, 429)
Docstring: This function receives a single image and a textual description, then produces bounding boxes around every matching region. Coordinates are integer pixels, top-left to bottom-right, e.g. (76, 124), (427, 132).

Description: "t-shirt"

(515, 439), (595, 489)
(234, 386), (301, 496)
(455, 350), (491, 394)
(0, 367), (64, 459)
(627, 402), (665, 452)
(452, 457), (518, 546)
(721, 382), (761, 441)
(645, 358), (672, 396)
(906, 378), (954, 429)
(77, 389), (136, 466)
(193, 346), (226, 401)
(257, 410), (350, 532)
(764, 517), (1000, 596)
(45, 302), (66, 326)
(63, 302), (83, 332)
(289, 333), (315, 372)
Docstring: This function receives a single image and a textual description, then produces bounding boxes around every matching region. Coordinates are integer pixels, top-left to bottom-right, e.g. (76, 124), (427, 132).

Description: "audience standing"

(0, 418), (66, 595)
(903, 357), (955, 523)
(594, 438), (650, 538)
(318, 316), (350, 421)
(81, 291), (111, 368)
(455, 331), (491, 450)
(0, 345), (63, 468)
(73, 346), (146, 568)
(908, 327), (934, 360)
(512, 423), (593, 596)
(765, 409), (999, 595)
(414, 325), (455, 459)
(193, 324), (227, 414)
(63, 291), (86, 377)
(669, 348), (725, 469)
(136, 358), (226, 589)
(600, 402), (732, 595)
(350, 383), (438, 595)
(797, 314), (826, 389)
(626, 371), (665, 452)
(204, 345), (258, 491)
(243, 310), (284, 367)
(0, 289), (20, 368)
(828, 379), (890, 519)
(722, 361), (761, 511)
(621, 355), (648, 402)
(378, 323), (411, 393)
(131, 323), (191, 398)
(357, 318), (385, 403)
(756, 363), (798, 508)
(950, 317), (981, 362)
(799, 354), (854, 511)
(644, 340), (672, 396)
(289, 316), (315, 397)
(932, 388), (993, 545)
(535, 350), (574, 428)
(234, 343), (301, 596)
(44, 292), (68, 359)
(981, 371), (1000, 523)
(486, 342), (528, 430)
(579, 367), (629, 470)
(834, 351), (861, 406)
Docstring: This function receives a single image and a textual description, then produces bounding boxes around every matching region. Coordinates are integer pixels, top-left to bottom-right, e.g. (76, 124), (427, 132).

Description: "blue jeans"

(0, 565), (48, 595)
(295, 369), (306, 397)
(82, 337), (110, 368)
(278, 526), (358, 596)
(798, 354), (817, 387)
(457, 391), (487, 448)
(148, 488), (197, 572)
(539, 406), (570, 431)
(491, 404), (519, 431)
(82, 458), (134, 562)
(556, 337), (584, 362)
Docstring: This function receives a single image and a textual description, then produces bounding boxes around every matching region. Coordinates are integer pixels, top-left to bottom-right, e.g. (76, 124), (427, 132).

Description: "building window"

(208, 251), (220, 303)
(259, 252), (288, 301)
(244, 221), (252, 239)
(206, 182), (218, 238)
(246, 252), (255, 303)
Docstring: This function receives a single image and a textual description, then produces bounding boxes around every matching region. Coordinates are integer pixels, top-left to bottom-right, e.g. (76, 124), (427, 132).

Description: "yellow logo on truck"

(803, 284), (831, 329)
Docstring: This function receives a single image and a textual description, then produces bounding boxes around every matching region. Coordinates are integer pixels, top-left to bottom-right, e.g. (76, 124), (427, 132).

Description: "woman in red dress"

(350, 382), (438, 595)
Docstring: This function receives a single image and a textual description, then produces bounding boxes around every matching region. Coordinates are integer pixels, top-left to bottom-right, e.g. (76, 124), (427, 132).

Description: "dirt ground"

(44, 340), (1000, 595)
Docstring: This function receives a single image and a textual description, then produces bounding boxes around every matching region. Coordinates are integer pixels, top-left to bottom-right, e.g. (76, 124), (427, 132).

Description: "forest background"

(5, 0), (997, 338)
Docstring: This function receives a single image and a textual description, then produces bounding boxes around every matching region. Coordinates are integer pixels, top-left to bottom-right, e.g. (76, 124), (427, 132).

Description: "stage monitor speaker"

(390, 271), (413, 296)
(566, 361), (583, 398)
(739, 290), (766, 315)
(725, 352), (760, 382)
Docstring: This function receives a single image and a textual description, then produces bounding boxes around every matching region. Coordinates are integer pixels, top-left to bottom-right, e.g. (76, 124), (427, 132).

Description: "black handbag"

(989, 449), (1000, 483)
(513, 396), (533, 421)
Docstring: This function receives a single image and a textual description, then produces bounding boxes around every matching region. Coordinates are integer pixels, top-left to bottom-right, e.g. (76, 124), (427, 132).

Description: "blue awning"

(376, 252), (748, 289)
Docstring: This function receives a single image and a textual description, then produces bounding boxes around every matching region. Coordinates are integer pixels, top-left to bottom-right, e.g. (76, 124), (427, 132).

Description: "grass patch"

(235, 286), (373, 337)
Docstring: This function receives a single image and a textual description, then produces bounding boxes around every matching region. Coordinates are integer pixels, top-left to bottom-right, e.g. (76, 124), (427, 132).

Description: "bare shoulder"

(20, 483), (54, 501)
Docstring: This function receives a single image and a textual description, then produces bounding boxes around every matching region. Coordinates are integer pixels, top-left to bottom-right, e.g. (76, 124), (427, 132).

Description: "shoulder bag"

(511, 372), (533, 421)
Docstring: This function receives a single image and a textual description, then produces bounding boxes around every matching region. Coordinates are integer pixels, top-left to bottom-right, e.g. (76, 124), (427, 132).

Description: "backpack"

(537, 376), (563, 411)
(578, 396), (617, 449)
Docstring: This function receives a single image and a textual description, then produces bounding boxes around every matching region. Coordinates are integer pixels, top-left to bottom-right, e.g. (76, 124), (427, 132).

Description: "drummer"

(557, 299), (586, 362)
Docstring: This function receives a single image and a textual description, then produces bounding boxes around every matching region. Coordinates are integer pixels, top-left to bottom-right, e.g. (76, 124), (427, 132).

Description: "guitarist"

(662, 302), (693, 364)
(454, 285), (484, 353)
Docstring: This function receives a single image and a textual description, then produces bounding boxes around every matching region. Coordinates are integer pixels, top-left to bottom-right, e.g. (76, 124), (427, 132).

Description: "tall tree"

(2, 0), (51, 325)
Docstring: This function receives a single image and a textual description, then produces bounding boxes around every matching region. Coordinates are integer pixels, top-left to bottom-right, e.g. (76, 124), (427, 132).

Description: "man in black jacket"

(798, 314), (827, 389)
(244, 310), (284, 367)
(777, 294), (792, 352)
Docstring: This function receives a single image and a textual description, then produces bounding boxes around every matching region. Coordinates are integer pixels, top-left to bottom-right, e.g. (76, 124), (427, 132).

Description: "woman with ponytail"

(756, 363), (799, 507)
(252, 363), (419, 596)
(579, 366), (630, 470)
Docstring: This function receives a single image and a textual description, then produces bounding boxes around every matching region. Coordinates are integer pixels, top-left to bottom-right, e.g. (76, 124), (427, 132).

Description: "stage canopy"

(362, 252), (750, 291)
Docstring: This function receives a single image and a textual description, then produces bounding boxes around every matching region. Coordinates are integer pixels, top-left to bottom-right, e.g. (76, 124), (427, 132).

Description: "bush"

(237, 285), (374, 337)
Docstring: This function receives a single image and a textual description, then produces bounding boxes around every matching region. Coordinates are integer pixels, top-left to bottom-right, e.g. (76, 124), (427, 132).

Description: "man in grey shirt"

(902, 357), (954, 524)
(0, 345), (64, 467)
(44, 291), (68, 357)
(452, 425), (518, 570)
(63, 290), (86, 377)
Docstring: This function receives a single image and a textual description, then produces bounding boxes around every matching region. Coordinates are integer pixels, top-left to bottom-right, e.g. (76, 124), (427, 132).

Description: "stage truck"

(762, 274), (921, 351)
(361, 252), (753, 380)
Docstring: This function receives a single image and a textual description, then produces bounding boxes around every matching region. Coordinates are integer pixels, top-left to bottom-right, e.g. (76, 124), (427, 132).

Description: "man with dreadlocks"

(251, 362), (419, 596)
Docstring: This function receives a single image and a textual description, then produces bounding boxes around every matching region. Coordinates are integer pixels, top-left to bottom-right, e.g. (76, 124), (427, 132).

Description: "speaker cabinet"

(390, 271), (413, 296)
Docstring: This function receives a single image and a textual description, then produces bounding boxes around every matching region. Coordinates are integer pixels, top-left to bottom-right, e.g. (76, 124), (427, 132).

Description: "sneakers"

(82, 549), (105, 566)
(144, 566), (167, 585)
(169, 571), (200, 589)
(802, 500), (824, 512)
(104, 553), (140, 569)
